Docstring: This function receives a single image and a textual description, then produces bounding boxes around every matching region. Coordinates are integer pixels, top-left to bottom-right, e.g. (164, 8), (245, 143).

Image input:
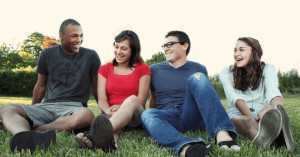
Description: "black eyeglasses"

(161, 42), (181, 48)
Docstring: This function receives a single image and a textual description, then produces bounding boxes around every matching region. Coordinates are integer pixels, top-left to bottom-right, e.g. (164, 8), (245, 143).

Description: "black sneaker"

(272, 130), (286, 149)
(10, 130), (56, 152)
(91, 115), (117, 153)
(0, 122), (4, 130)
(276, 105), (298, 152)
(186, 143), (212, 157)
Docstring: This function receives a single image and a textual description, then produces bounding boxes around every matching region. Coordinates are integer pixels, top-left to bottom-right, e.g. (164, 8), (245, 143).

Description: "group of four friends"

(0, 19), (297, 156)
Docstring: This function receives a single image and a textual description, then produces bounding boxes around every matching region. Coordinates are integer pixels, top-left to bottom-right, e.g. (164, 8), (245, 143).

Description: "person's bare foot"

(216, 130), (240, 151)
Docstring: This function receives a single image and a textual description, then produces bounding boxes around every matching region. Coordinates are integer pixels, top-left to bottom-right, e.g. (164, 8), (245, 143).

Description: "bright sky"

(1, 0), (299, 75)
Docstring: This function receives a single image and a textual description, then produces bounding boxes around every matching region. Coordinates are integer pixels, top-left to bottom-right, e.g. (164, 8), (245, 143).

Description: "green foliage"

(209, 75), (226, 99)
(18, 50), (37, 68)
(0, 70), (37, 96)
(11, 66), (36, 72)
(1, 32), (61, 71)
(21, 32), (44, 59)
(0, 43), (37, 70)
(0, 43), (9, 68)
(145, 52), (166, 66)
(0, 43), (23, 70)
(278, 69), (300, 94)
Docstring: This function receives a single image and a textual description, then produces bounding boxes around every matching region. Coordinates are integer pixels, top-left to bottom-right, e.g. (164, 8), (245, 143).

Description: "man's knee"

(0, 103), (25, 118)
(72, 108), (94, 126)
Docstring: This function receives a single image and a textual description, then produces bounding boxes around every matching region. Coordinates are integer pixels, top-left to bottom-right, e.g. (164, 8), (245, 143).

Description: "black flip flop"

(185, 143), (212, 157)
(218, 140), (240, 151)
(74, 131), (95, 149)
(10, 130), (56, 152)
(276, 105), (298, 152)
(91, 115), (117, 153)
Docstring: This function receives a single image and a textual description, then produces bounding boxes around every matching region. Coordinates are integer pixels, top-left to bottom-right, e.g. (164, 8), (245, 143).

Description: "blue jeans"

(141, 73), (237, 156)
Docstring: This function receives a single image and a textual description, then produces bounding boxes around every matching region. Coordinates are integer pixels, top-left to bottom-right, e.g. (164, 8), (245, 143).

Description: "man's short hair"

(59, 19), (81, 34)
(165, 31), (191, 55)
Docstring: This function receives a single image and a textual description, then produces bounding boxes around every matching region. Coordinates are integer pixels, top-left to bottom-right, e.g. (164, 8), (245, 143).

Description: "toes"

(85, 140), (93, 149)
(220, 145), (230, 150)
(231, 145), (241, 151)
(220, 145), (240, 151)
(76, 133), (84, 138)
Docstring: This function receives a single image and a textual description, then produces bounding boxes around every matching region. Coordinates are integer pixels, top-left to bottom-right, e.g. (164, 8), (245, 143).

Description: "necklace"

(248, 90), (255, 112)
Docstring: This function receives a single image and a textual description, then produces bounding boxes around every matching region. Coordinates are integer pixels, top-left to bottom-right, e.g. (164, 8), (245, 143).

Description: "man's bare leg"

(0, 103), (31, 135)
(35, 108), (94, 132)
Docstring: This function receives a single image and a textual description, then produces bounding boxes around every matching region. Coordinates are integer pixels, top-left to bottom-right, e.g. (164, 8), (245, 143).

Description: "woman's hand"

(256, 104), (277, 122)
(109, 105), (121, 113)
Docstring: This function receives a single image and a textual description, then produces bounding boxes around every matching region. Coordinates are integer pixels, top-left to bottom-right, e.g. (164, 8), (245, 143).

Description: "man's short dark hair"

(59, 19), (81, 34)
(165, 31), (191, 55)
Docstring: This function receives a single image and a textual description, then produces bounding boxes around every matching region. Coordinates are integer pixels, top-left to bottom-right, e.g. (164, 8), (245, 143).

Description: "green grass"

(0, 95), (299, 156)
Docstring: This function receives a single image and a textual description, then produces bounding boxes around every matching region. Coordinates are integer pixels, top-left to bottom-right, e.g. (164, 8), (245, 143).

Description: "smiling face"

(163, 36), (187, 64)
(234, 40), (253, 68)
(59, 24), (83, 55)
(114, 39), (131, 65)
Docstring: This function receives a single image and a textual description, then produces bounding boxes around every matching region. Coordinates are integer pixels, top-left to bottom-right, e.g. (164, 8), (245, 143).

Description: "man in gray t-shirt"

(0, 19), (101, 152)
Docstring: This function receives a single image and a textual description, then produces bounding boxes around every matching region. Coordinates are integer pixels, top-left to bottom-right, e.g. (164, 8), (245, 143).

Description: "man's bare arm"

(31, 74), (47, 105)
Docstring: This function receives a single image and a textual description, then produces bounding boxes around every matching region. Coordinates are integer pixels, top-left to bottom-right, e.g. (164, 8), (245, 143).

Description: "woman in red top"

(75, 30), (151, 152)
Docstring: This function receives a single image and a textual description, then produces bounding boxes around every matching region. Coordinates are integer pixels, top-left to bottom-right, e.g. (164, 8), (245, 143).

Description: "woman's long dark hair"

(112, 30), (144, 69)
(231, 37), (265, 91)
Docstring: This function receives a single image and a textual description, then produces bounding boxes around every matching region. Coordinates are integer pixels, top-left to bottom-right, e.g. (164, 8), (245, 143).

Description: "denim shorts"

(19, 102), (85, 129)
(229, 111), (259, 119)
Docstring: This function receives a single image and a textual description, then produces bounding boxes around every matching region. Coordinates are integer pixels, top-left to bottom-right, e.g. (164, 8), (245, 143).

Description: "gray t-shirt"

(36, 45), (101, 107)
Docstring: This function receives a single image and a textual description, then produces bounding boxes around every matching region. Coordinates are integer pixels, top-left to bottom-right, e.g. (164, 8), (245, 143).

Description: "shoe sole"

(276, 105), (298, 152)
(91, 115), (114, 152)
(252, 109), (282, 148)
(10, 130), (56, 152)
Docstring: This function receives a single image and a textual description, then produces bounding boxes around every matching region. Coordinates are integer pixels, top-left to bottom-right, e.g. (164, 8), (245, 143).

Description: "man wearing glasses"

(141, 31), (240, 157)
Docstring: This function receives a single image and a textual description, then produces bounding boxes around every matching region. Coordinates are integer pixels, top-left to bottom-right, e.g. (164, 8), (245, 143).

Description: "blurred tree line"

(278, 69), (300, 95)
(0, 33), (299, 96)
(0, 32), (59, 70)
(0, 32), (59, 96)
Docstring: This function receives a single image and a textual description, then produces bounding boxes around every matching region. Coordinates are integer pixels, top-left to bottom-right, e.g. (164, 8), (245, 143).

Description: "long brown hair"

(112, 30), (144, 69)
(231, 37), (265, 91)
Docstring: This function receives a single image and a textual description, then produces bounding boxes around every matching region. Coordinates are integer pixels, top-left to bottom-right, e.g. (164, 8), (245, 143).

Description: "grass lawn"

(0, 95), (299, 156)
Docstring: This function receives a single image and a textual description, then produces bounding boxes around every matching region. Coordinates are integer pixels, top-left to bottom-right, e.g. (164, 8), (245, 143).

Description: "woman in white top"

(220, 37), (297, 152)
